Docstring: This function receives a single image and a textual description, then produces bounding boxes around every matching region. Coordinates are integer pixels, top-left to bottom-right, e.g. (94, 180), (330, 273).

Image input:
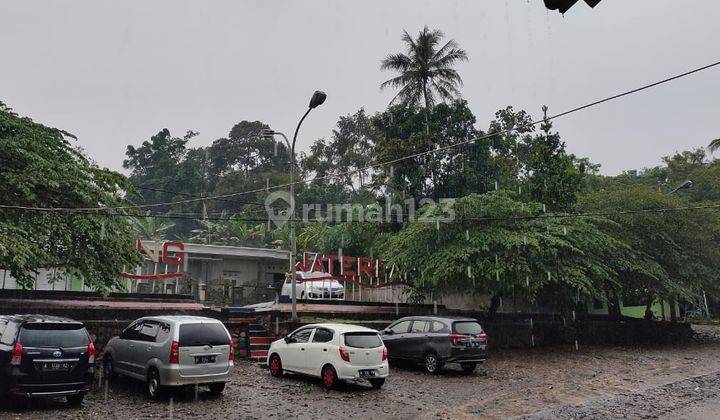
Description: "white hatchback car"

(267, 323), (388, 390)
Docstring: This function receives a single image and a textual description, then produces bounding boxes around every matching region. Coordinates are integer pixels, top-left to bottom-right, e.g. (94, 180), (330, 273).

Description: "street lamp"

(263, 90), (326, 320)
(667, 180), (693, 195)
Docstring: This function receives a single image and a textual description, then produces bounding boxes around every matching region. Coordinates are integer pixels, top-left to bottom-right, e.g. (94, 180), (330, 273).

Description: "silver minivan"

(103, 315), (234, 398)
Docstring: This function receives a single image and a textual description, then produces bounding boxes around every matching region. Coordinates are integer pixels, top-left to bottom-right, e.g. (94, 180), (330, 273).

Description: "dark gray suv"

(380, 316), (487, 374)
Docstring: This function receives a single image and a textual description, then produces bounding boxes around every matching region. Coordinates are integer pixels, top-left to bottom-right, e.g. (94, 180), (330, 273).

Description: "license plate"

(195, 355), (216, 364)
(465, 341), (480, 348)
(42, 362), (70, 371)
(359, 369), (376, 378)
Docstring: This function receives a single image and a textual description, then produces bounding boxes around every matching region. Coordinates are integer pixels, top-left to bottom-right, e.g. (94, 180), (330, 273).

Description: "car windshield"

(179, 323), (229, 347)
(18, 323), (90, 348)
(453, 321), (483, 335)
(344, 332), (382, 348)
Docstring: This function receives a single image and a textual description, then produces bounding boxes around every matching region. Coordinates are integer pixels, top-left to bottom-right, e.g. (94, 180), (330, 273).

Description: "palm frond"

(709, 138), (720, 153)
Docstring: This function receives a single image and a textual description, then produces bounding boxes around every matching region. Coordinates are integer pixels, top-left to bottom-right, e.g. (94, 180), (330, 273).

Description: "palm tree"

(130, 212), (175, 241)
(709, 138), (720, 153)
(380, 26), (468, 113)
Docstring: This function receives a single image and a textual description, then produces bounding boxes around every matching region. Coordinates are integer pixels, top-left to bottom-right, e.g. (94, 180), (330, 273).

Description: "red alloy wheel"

(270, 356), (280, 376)
(323, 368), (335, 389)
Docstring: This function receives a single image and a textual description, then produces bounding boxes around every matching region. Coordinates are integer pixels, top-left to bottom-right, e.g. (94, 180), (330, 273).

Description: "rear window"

(179, 323), (229, 347)
(344, 332), (382, 348)
(452, 321), (483, 335)
(18, 323), (90, 348)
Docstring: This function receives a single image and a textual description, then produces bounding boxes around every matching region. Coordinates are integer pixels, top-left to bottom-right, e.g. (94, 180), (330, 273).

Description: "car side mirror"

(284, 336), (294, 344)
(383, 329), (393, 335)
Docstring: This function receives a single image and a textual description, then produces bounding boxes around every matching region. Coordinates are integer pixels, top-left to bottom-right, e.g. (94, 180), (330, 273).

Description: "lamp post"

(264, 90), (326, 320)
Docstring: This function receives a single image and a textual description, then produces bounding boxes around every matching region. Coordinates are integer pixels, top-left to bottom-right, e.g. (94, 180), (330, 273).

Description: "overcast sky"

(1, 1), (719, 176)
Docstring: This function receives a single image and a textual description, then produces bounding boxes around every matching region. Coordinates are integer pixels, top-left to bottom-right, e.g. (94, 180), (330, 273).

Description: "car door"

(133, 321), (160, 374)
(381, 320), (413, 359)
(283, 328), (313, 372)
(114, 321), (143, 375)
(305, 327), (334, 376)
(406, 320), (430, 360)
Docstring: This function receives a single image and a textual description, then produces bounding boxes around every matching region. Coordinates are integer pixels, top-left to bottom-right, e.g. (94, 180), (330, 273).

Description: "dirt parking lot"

(2, 325), (720, 420)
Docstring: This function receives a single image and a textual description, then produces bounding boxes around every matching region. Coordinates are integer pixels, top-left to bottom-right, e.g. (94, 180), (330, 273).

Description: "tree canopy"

(0, 103), (140, 291)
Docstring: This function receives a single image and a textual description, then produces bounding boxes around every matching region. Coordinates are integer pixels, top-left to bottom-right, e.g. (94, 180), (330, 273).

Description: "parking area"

(2, 325), (720, 419)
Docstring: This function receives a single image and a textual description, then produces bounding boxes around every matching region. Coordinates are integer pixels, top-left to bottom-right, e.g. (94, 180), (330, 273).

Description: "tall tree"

(380, 26), (468, 132)
(300, 109), (377, 204)
(0, 102), (141, 291)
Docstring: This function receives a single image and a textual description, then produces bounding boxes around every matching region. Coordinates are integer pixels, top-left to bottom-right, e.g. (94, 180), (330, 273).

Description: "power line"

(3, 202), (720, 224)
(133, 185), (266, 207)
(7, 59), (720, 213)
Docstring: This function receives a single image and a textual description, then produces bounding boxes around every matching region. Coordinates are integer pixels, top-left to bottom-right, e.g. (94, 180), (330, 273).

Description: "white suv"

(280, 271), (345, 300)
(267, 323), (388, 390)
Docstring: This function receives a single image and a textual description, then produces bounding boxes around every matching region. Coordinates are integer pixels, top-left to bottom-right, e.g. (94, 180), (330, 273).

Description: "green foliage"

(380, 26), (468, 109)
(299, 109), (377, 205)
(380, 193), (652, 312)
(0, 105), (141, 292)
(130, 212), (175, 241)
(580, 186), (720, 302)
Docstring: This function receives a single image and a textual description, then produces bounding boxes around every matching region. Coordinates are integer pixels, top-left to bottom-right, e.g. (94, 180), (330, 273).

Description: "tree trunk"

(423, 80), (430, 136)
(669, 298), (677, 322)
(644, 292), (654, 321)
(606, 292), (622, 321)
(660, 298), (666, 321)
(488, 294), (502, 319)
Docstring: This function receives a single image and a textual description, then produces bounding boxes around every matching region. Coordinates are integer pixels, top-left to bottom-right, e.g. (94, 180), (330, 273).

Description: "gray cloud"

(1, 0), (718, 175)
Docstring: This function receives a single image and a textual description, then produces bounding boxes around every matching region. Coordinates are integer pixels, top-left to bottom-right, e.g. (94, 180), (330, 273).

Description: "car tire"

(269, 354), (284, 377)
(66, 394), (85, 406)
(146, 368), (164, 399)
(321, 365), (338, 391)
(103, 355), (116, 380)
(460, 362), (477, 374)
(208, 382), (225, 395)
(369, 378), (385, 389)
(423, 352), (442, 374)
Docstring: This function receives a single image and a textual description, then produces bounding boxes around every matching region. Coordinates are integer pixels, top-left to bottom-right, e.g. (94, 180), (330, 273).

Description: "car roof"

(1, 314), (83, 324)
(393, 316), (479, 323)
(140, 315), (222, 324)
(299, 323), (378, 333)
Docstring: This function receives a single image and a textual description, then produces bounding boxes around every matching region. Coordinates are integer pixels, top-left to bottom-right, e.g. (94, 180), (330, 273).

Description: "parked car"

(280, 271), (345, 300)
(103, 315), (233, 398)
(267, 323), (388, 390)
(380, 316), (487, 374)
(0, 314), (95, 405)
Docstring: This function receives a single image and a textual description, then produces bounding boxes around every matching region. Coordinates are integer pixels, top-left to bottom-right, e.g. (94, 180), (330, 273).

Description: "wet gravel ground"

(2, 325), (720, 420)
(526, 371), (720, 420)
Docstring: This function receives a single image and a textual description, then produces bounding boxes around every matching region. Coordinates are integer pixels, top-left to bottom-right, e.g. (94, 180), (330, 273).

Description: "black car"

(0, 315), (95, 405)
(380, 316), (487, 374)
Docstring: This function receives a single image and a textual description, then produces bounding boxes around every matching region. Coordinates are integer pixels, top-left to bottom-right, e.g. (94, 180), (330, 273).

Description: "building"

(0, 241), (290, 307)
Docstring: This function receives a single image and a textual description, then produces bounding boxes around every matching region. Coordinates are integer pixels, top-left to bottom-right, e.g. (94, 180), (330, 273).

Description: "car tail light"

(10, 342), (23, 366)
(382, 347), (388, 361)
(169, 340), (180, 364)
(479, 332), (488, 340)
(449, 333), (466, 346)
(228, 338), (235, 362)
(88, 342), (96, 364)
(339, 346), (350, 362)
